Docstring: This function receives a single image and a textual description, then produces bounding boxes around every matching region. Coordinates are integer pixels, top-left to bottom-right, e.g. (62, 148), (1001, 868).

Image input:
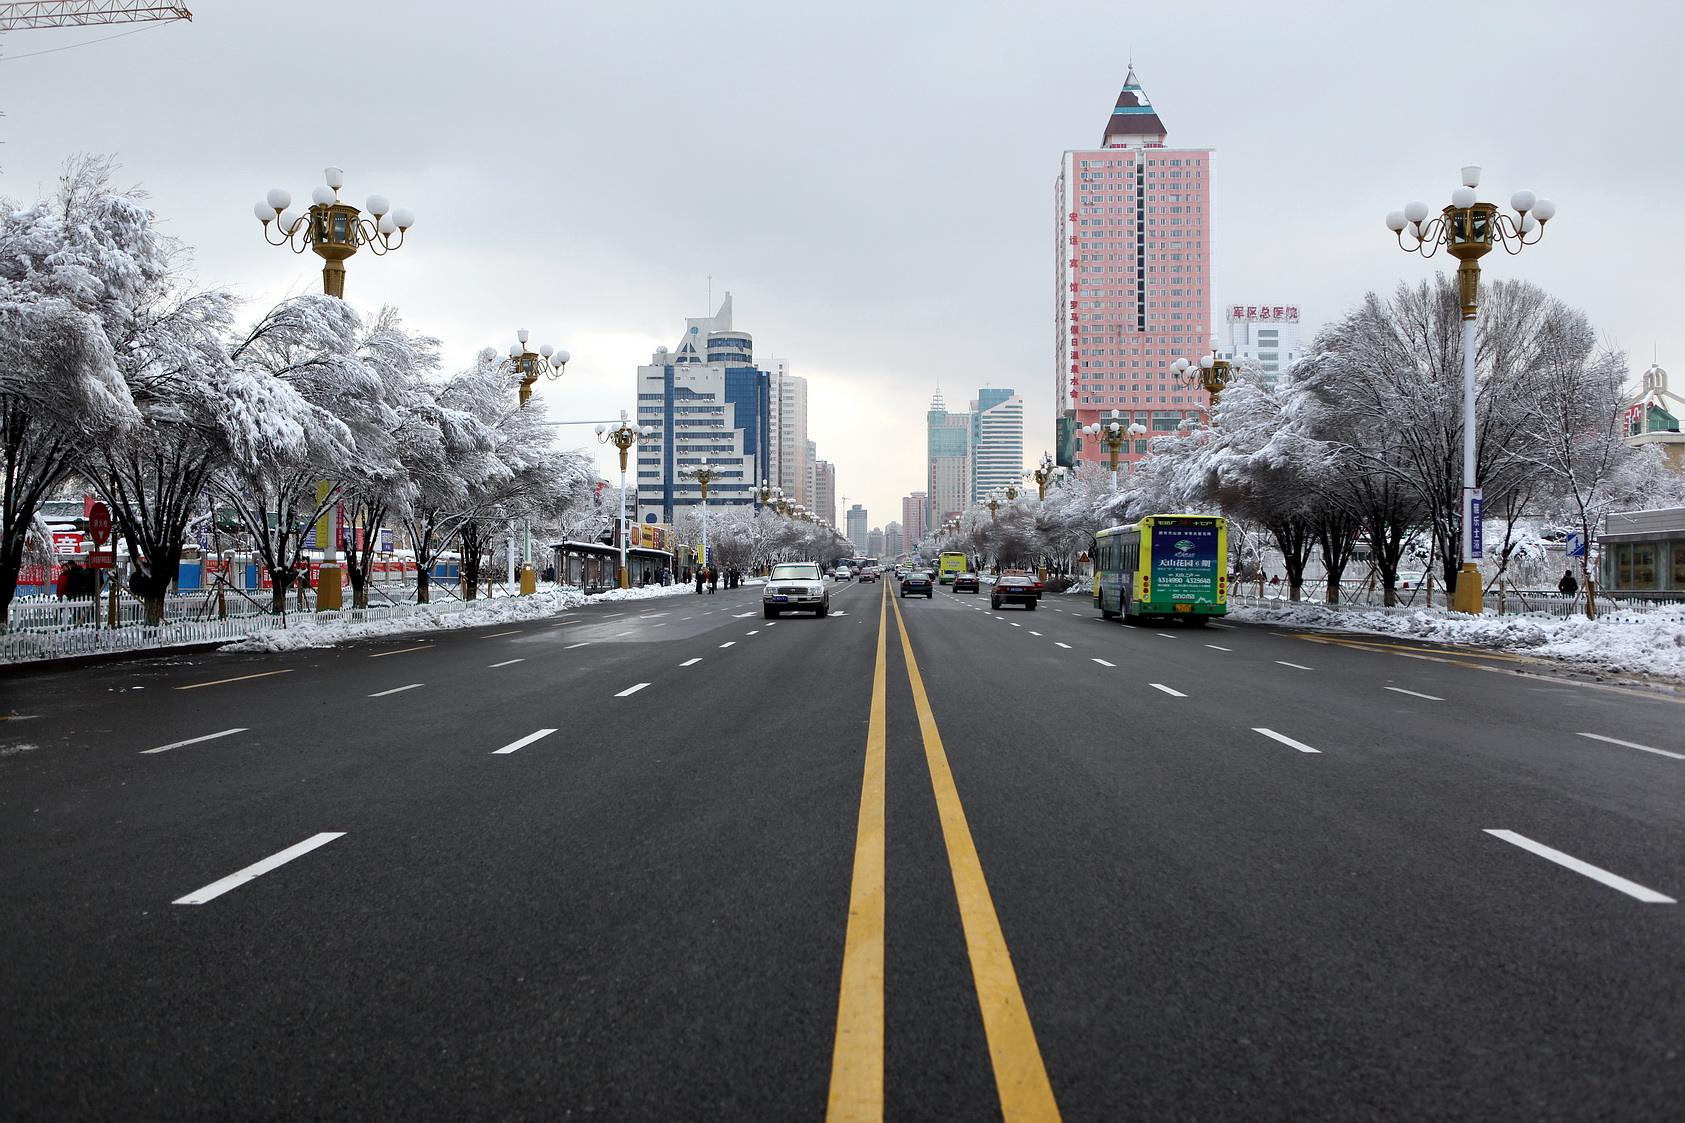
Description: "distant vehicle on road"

(900, 569), (934, 598)
(991, 574), (1039, 610)
(859, 564), (881, 583)
(764, 562), (830, 618)
(938, 552), (967, 585)
(1001, 568), (1042, 597)
(1094, 514), (1228, 625)
(951, 571), (980, 593)
(834, 565), (852, 582)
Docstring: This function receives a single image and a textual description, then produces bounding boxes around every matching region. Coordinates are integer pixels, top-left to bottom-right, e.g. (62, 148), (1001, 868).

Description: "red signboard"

(52, 531), (84, 555)
(86, 551), (116, 569)
(88, 502), (112, 547)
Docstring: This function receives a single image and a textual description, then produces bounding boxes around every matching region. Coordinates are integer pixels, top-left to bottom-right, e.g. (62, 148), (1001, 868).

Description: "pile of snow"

(221, 582), (697, 654)
(1230, 601), (1685, 680)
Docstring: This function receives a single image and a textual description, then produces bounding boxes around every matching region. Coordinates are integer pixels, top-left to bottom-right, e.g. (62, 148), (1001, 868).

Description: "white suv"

(764, 562), (830, 618)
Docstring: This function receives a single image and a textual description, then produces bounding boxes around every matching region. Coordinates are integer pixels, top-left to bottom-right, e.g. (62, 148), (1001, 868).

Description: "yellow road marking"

(174, 669), (293, 691)
(826, 582), (888, 1123)
(890, 592), (1061, 1121)
(368, 644), (435, 658)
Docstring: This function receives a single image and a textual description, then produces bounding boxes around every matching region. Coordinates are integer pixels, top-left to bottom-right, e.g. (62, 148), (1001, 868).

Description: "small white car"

(834, 565), (852, 582)
(764, 562), (830, 618)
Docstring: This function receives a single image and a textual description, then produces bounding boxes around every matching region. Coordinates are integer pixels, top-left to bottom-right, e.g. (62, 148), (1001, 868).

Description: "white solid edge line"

(141, 727), (248, 755)
(1276, 661), (1314, 671)
(680, 658), (702, 666)
(1253, 727), (1321, 754)
(173, 832), (345, 905)
(1484, 830), (1676, 903)
(492, 728), (557, 755)
(1092, 658), (1116, 667)
(616, 682), (650, 697)
(1149, 683), (1187, 697)
(489, 659), (524, 668)
(565, 642), (589, 649)
(368, 683), (423, 698)
(1385, 686), (1444, 701)
(483, 629), (522, 638)
(1575, 732), (1685, 761)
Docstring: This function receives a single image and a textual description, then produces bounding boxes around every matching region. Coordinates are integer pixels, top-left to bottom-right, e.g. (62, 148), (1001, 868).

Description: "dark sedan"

(990, 574), (1039, 610)
(951, 572), (980, 593)
(899, 569), (935, 598)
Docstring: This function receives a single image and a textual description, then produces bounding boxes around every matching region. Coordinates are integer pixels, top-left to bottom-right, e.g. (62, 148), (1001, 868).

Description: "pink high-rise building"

(1056, 68), (1212, 471)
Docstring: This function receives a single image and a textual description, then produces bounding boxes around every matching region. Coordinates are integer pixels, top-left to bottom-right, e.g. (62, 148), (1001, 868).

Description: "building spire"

(1101, 65), (1166, 147)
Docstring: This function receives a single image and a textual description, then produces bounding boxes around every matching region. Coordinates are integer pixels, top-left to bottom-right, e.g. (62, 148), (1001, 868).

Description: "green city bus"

(1093, 515), (1228, 625)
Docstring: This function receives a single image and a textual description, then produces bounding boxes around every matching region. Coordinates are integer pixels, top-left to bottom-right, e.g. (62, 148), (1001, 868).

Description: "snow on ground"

(1230, 601), (1685, 681)
(221, 582), (698, 654)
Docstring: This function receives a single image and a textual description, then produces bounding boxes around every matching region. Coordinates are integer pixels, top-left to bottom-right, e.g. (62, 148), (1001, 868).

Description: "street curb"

(0, 640), (234, 677)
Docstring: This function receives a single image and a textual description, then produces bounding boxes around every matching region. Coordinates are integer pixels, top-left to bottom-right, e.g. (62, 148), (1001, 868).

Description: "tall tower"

(1056, 67), (1212, 473)
(926, 389), (972, 528)
(971, 388), (1024, 502)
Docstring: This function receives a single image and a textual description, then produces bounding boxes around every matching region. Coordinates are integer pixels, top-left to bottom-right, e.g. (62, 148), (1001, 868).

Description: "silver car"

(764, 562), (830, 618)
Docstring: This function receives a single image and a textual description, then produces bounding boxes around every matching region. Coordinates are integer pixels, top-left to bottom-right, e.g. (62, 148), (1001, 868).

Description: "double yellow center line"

(826, 585), (1060, 1121)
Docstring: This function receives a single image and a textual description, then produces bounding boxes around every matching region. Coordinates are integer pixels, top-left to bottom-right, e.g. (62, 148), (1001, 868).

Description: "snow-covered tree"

(0, 157), (149, 622)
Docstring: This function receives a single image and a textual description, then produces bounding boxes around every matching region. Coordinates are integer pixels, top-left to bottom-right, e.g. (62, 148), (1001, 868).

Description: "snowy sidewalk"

(221, 583), (697, 653)
(1230, 601), (1685, 682)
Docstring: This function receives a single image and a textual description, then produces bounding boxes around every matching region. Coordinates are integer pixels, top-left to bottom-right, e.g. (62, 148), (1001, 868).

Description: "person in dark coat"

(707, 565), (718, 594)
(695, 566), (705, 594)
(55, 560), (77, 598)
(1558, 569), (1579, 597)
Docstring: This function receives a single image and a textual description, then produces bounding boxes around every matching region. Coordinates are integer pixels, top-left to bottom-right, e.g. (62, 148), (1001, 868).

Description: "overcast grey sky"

(4, 0), (1680, 528)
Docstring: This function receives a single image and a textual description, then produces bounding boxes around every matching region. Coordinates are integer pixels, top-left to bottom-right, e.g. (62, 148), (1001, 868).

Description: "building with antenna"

(1056, 66), (1213, 473)
(1625, 362), (1685, 469)
(926, 389), (972, 529)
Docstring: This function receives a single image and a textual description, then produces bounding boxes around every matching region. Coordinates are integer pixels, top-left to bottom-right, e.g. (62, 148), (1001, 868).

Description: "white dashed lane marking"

(1149, 683), (1186, 697)
(489, 659), (524, 668)
(1276, 661), (1314, 671)
(1485, 830), (1676, 904)
(1253, 727), (1321, 754)
(141, 728), (247, 755)
(615, 683), (650, 698)
(173, 832), (345, 905)
(680, 658), (702, 667)
(1575, 732), (1684, 761)
(1055, 642), (1072, 649)
(368, 683), (423, 698)
(493, 729), (556, 755)
(1092, 658), (1116, 667)
(1385, 686), (1443, 701)
(1204, 644), (1231, 651)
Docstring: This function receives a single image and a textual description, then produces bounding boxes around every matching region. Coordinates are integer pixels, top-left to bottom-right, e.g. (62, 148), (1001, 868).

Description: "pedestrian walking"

(707, 565), (718, 594)
(55, 559), (78, 599)
(695, 567), (705, 594)
(1558, 569), (1579, 597)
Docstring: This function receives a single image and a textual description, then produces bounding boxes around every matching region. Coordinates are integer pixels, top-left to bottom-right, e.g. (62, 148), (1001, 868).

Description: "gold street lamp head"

(510, 330), (569, 407)
(254, 167), (416, 298)
(1385, 166), (1554, 319)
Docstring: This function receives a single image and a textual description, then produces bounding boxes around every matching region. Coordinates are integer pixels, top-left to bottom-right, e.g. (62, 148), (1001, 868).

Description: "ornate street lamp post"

(1171, 350), (1232, 406)
(986, 493), (1001, 521)
(596, 411), (648, 590)
(253, 166), (415, 299)
(252, 165), (416, 612)
(1031, 452), (1056, 500)
(1385, 165), (1555, 614)
(685, 464), (718, 572)
(510, 330), (570, 594)
(1083, 411), (1130, 490)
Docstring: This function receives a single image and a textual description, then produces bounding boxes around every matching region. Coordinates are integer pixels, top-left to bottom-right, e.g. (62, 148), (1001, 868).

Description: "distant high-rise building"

(1057, 67), (1212, 473)
(883, 522), (904, 559)
(902, 492), (927, 547)
(1223, 304), (1304, 387)
(767, 361), (810, 505)
(971, 388), (1024, 501)
(846, 504), (868, 555)
(926, 390), (972, 529)
(636, 293), (771, 522)
(804, 439), (818, 513)
(867, 527), (885, 558)
(813, 460), (837, 528)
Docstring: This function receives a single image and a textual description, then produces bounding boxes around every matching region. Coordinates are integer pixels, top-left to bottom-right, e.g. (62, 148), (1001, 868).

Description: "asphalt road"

(3, 578), (1682, 1121)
